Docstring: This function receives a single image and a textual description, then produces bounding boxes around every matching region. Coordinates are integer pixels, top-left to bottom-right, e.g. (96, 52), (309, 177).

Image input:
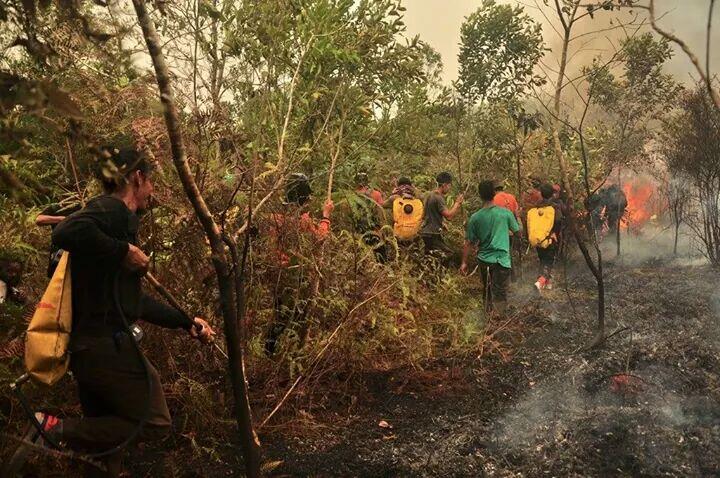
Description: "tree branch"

(648, 0), (720, 110)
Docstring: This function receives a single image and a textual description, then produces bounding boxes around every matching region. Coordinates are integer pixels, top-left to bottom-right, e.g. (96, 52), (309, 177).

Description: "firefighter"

(419, 172), (464, 265)
(264, 173), (334, 356)
(528, 184), (564, 291)
(9, 146), (215, 477)
(461, 180), (520, 315)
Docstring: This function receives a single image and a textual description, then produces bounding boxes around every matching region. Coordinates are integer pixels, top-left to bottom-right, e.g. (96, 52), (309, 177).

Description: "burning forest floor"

(262, 256), (720, 477)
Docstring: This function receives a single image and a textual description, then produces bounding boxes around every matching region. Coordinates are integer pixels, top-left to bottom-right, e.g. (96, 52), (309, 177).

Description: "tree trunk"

(515, 140), (523, 277)
(674, 221), (680, 256)
(551, 3), (605, 346)
(594, 250), (606, 344)
(616, 168), (621, 257)
(131, 1), (262, 475)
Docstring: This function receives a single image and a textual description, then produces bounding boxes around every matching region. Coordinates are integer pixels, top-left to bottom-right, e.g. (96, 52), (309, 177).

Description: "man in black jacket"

(16, 147), (214, 477)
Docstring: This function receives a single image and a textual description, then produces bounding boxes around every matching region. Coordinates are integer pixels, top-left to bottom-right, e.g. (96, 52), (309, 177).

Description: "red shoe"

(534, 276), (547, 291)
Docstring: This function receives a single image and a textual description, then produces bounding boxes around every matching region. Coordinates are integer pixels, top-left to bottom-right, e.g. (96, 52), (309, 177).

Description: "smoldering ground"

(482, 249), (720, 476)
(599, 222), (707, 267)
(262, 245), (720, 476)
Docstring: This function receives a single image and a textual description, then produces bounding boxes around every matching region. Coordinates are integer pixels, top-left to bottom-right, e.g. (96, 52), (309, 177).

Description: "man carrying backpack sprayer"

(420, 172), (464, 264)
(527, 183), (564, 291)
(384, 177), (424, 243)
(8, 146), (215, 477)
(461, 180), (520, 316)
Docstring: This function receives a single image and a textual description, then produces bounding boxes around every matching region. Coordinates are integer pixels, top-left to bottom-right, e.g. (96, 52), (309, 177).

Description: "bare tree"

(645, 0), (720, 111)
(131, 0), (262, 476)
(663, 85), (720, 266)
(664, 176), (692, 256)
(542, 0), (641, 347)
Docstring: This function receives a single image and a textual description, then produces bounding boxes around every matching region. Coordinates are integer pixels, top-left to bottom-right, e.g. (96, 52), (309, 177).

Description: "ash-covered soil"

(265, 260), (720, 477)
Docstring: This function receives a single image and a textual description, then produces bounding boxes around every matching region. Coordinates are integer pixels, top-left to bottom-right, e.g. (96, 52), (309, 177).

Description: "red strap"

(44, 414), (60, 431)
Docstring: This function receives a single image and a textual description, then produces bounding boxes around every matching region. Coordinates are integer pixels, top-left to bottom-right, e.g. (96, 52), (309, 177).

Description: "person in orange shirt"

(492, 180), (520, 218)
(265, 173), (334, 355)
(493, 179), (522, 280)
(355, 171), (384, 205)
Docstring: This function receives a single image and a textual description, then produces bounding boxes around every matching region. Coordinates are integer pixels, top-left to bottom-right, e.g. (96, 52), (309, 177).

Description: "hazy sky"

(403, 0), (720, 85)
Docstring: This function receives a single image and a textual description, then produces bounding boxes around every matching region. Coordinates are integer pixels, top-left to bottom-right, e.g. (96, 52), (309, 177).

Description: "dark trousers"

(65, 335), (171, 477)
(537, 244), (558, 279)
(478, 261), (511, 311)
(362, 231), (388, 263)
(266, 267), (309, 355)
(422, 234), (460, 268)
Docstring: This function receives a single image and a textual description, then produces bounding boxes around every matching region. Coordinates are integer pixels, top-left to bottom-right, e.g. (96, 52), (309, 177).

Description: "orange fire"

(620, 179), (664, 232)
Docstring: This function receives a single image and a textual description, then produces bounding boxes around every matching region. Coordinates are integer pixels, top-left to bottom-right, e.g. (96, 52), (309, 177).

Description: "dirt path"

(266, 261), (720, 477)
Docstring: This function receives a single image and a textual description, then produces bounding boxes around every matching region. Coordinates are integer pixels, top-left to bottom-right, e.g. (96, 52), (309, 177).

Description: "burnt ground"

(6, 243), (720, 477)
(263, 258), (720, 477)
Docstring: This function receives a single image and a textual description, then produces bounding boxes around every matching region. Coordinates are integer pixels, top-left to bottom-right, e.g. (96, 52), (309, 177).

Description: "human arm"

(140, 294), (215, 342)
(140, 293), (194, 329)
(52, 210), (129, 265)
(461, 216), (478, 274)
(35, 214), (66, 226)
(382, 194), (398, 209)
(300, 199), (334, 239)
(508, 211), (521, 235)
(52, 204), (151, 272)
(460, 240), (476, 275)
(441, 194), (464, 220)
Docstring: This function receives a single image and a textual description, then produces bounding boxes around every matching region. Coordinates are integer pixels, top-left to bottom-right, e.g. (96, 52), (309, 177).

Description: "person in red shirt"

(265, 173), (334, 356)
(355, 172), (384, 205)
(521, 176), (543, 211)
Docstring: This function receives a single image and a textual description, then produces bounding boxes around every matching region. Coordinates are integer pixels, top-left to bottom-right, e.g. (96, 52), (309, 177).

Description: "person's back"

(355, 172), (383, 205)
(493, 185), (520, 217)
(530, 184), (563, 291)
(462, 180), (519, 315)
(466, 205), (517, 268)
(419, 172), (464, 262)
(421, 190), (447, 236)
(264, 173), (333, 355)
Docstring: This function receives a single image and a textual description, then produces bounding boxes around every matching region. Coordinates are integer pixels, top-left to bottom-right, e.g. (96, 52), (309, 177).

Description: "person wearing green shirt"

(461, 180), (520, 315)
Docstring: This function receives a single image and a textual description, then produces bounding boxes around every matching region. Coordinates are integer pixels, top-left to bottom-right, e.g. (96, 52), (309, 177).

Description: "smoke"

(402, 0), (720, 86)
(491, 361), (720, 474)
(599, 223), (706, 266)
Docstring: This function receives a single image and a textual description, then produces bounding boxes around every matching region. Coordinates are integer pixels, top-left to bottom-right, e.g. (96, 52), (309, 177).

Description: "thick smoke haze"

(403, 0), (720, 86)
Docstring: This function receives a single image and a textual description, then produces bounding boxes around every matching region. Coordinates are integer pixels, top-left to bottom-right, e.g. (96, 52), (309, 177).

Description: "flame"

(620, 178), (665, 231)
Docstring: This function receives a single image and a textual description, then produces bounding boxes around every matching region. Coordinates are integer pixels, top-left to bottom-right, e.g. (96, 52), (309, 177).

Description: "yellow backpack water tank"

(25, 251), (72, 386)
(527, 205), (556, 249)
(393, 197), (424, 241)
